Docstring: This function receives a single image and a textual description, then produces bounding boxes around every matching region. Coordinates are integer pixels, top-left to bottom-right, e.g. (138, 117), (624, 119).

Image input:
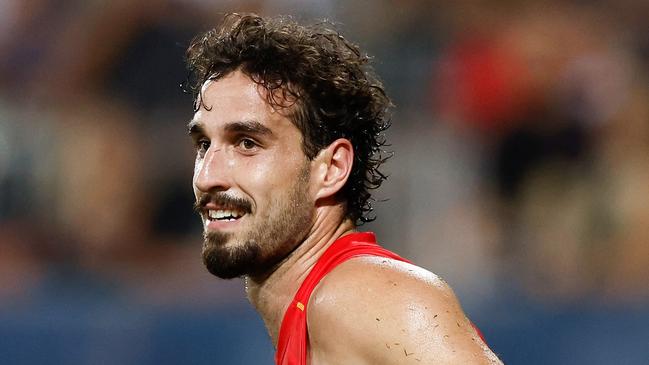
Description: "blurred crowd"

(1, 0), (649, 363)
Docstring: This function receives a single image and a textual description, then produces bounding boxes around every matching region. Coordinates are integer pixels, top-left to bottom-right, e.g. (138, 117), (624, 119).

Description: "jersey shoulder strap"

(275, 232), (410, 365)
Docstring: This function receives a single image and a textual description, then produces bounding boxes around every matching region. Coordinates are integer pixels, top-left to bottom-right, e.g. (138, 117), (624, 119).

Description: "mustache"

(193, 192), (253, 214)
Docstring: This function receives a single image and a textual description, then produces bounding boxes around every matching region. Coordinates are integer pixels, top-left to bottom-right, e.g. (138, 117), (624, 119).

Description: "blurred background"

(2, 0), (649, 364)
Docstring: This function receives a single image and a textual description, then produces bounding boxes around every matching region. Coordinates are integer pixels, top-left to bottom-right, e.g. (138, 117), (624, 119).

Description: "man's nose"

(193, 147), (231, 192)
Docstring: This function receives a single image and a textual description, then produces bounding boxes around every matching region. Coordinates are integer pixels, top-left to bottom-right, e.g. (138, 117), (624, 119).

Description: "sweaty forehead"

(195, 71), (296, 130)
(200, 72), (267, 113)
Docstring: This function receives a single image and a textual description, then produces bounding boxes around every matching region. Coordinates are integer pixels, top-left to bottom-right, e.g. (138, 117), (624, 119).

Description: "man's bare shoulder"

(306, 256), (502, 364)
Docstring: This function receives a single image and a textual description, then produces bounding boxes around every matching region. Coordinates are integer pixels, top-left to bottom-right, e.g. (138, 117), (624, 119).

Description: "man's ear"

(313, 138), (354, 201)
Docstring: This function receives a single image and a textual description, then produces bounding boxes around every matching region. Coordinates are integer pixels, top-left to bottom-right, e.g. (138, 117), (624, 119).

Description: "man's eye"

(238, 138), (258, 150)
(196, 139), (210, 154)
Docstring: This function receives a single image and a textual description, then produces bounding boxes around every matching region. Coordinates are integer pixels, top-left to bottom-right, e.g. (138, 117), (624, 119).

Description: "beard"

(199, 165), (312, 279)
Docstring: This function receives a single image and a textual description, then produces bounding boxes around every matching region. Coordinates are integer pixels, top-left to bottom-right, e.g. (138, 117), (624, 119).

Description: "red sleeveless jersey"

(275, 232), (410, 365)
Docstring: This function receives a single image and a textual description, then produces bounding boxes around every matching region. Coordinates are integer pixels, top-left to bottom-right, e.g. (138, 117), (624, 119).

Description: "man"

(186, 13), (502, 364)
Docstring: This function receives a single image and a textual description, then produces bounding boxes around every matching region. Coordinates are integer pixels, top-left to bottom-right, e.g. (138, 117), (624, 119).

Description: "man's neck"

(245, 209), (356, 346)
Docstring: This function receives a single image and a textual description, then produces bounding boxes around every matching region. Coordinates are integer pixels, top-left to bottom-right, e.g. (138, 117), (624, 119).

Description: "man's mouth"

(207, 209), (246, 222)
(195, 193), (252, 228)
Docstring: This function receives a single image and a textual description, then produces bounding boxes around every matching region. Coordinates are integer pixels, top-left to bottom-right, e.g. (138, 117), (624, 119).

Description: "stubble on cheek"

(200, 160), (313, 279)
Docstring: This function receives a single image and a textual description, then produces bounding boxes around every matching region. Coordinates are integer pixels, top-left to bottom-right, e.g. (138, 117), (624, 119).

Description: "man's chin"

(202, 260), (246, 279)
(201, 237), (263, 279)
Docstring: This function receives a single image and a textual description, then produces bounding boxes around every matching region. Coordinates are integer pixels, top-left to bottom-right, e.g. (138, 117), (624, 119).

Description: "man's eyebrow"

(224, 120), (274, 136)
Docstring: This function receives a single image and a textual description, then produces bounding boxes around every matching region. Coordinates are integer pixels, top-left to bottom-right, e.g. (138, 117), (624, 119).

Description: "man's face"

(190, 70), (315, 279)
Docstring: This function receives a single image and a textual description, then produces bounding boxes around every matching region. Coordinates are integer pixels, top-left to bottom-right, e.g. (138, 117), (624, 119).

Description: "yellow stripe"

(296, 302), (305, 311)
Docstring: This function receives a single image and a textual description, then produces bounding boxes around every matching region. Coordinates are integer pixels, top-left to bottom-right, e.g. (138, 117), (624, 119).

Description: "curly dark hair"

(185, 13), (393, 224)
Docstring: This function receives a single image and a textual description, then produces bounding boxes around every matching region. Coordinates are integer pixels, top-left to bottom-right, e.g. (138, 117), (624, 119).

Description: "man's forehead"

(195, 76), (267, 120)
(201, 70), (300, 108)
(194, 71), (299, 131)
(199, 73), (262, 106)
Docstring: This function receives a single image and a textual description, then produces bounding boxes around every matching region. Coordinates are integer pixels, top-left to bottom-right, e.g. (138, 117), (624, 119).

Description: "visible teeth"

(208, 209), (244, 220)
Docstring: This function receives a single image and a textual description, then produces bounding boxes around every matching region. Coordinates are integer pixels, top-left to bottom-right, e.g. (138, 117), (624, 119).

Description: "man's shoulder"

(307, 255), (455, 330)
(311, 255), (452, 308)
(305, 256), (500, 364)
